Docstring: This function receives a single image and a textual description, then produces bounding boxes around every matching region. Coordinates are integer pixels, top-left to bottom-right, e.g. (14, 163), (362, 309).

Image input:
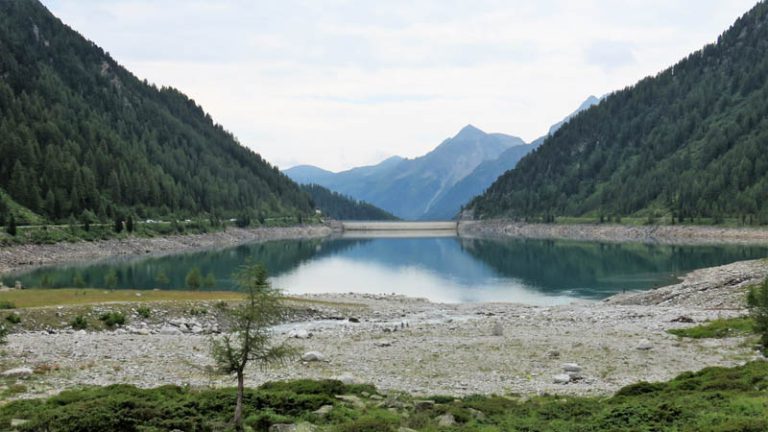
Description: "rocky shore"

(459, 219), (768, 245)
(0, 225), (334, 275)
(2, 259), (765, 400)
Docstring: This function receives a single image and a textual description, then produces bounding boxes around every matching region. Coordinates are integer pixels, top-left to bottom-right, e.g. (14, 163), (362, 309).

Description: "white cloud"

(42, 0), (760, 171)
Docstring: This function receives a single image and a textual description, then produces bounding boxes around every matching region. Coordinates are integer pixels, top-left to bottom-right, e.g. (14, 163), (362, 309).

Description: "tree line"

(301, 184), (398, 221)
(0, 1), (313, 226)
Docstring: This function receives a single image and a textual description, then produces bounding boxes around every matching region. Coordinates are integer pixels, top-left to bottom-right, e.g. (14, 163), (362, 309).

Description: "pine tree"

(113, 216), (123, 233)
(185, 267), (202, 290)
(211, 264), (295, 430)
(6, 214), (17, 236)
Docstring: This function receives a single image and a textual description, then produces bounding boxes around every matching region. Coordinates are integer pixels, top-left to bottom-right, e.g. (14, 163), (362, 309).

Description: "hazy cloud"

(42, 0), (759, 171)
(585, 40), (636, 71)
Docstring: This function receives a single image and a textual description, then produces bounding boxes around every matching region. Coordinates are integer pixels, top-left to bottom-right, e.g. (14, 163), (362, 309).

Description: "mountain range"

(468, 1), (768, 222)
(286, 96), (599, 220)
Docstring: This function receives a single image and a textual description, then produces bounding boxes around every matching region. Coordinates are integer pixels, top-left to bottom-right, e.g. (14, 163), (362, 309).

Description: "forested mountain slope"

(469, 2), (768, 222)
(0, 1), (312, 224)
(300, 184), (398, 221)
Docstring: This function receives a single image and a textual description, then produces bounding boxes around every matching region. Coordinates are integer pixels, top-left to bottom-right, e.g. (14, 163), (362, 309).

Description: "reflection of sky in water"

(273, 256), (575, 305)
(6, 235), (768, 306)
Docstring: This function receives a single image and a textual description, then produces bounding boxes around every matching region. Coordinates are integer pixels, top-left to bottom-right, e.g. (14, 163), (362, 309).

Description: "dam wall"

(341, 221), (458, 231)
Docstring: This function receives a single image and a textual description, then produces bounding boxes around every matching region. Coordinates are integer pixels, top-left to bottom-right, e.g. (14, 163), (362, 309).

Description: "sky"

(43, 0), (759, 172)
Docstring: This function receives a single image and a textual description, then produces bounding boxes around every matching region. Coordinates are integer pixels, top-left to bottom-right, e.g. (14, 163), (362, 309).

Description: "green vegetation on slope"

(668, 317), (755, 339)
(2, 362), (767, 431)
(470, 2), (768, 223)
(301, 184), (398, 221)
(0, 1), (312, 227)
(667, 279), (768, 352)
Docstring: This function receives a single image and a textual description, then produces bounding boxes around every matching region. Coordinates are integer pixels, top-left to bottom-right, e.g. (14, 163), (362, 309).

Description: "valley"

(284, 97), (600, 221)
(2, 0), (768, 430)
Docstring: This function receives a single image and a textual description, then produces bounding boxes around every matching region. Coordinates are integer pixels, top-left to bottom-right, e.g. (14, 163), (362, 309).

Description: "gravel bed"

(3, 259), (765, 399)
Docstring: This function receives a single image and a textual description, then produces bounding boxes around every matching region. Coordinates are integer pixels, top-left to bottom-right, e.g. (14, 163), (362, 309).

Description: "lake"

(5, 234), (767, 305)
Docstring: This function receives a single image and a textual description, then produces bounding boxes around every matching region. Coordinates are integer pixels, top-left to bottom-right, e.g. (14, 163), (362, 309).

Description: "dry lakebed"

(1, 257), (766, 400)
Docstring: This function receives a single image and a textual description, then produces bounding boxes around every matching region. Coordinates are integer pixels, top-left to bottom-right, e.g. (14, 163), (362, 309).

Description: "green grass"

(668, 317), (755, 339)
(0, 189), (45, 226)
(0, 288), (361, 311)
(0, 288), (246, 308)
(1, 362), (767, 431)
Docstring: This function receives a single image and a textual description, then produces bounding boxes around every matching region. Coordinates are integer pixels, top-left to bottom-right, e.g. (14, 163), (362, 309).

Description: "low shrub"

(5, 313), (20, 324)
(0, 363), (767, 431)
(333, 413), (400, 432)
(99, 311), (126, 328)
(70, 315), (88, 330)
(244, 409), (292, 431)
(187, 306), (207, 316)
(0, 301), (16, 310)
(136, 306), (151, 319)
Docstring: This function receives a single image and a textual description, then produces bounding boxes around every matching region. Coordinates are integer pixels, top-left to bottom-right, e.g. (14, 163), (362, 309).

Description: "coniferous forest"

(0, 1), (313, 225)
(469, 2), (768, 223)
(301, 184), (398, 221)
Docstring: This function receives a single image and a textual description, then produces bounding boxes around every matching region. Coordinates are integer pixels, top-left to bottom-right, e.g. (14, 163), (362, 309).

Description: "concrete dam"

(341, 221), (458, 232)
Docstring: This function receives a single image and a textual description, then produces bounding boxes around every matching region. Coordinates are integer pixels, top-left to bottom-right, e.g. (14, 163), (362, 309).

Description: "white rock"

(313, 405), (333, 416)
(301, 351), (325, 362)
(159, 326), (183, 336)
(553, 374), (572, 384)
(2, 367), (34, 377)
(335, 373), (358, 385)
(289, 329), (311, 339)
(562, 363), (582, 372)
(637, 340), (653, 350)
(436, 413), (456, 427)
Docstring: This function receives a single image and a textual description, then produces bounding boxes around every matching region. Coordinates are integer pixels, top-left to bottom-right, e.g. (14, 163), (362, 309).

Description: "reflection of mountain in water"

(460, 238), (768, 297)
(8, 235), (768, 301)
(9, 238), (370, 290)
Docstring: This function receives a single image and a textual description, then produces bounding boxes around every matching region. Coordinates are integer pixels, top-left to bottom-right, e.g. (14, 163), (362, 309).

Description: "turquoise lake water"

(5, 235), (767, 305)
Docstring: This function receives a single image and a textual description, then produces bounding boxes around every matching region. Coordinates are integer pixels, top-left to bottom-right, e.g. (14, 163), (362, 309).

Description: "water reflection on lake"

(6, 233), (768, 305)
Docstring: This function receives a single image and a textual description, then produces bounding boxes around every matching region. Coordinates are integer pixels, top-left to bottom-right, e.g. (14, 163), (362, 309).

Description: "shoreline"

(459, 219), (768, 245)
(0, 225), (334, 276)
(2, 259), (766, 399)
(3, 219), (768, 277)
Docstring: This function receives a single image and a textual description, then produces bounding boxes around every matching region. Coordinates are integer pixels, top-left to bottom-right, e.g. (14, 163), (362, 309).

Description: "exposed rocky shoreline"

(3, 220), (768, 277)
(2, 259), (765, 400)
(459, 219), (768, 245)
(0, 225), (334, 276)
(2, 222), (767, 400)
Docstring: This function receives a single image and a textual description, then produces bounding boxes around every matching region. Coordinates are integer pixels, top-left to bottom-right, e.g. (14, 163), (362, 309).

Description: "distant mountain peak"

(455, 124), (486, 139)
(580, 95), (600, 108)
